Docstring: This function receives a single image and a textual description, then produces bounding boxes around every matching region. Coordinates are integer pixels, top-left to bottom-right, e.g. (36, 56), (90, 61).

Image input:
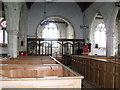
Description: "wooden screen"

(27, 38), (85, 56)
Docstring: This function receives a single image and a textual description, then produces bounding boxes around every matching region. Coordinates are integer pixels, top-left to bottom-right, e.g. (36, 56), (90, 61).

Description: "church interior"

(0, 1), (120, 89)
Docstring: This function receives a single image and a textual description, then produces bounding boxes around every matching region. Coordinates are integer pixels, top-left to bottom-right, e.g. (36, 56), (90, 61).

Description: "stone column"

(8, 30), (18, 57)
(118, 21), (120, 44)
(106, 32), (114, 56)
(4, 2), (22, 58)
(105, 5), (118, 57)
(18, 3), (28, 52)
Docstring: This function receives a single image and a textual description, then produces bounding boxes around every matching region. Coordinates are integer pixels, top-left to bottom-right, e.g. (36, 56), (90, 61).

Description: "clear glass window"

(95, 23), (106, 48)
(42, 22), (58, 39)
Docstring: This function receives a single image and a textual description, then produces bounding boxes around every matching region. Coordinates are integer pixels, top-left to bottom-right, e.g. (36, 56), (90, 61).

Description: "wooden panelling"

(66, 55), (120, 89)
(104, 72), (114, 88)
(62, 55), (72, 67)
(99, 70), (105, 88)
(1, 64), (79, 78)
(2, 78), (83, 88)
(115, 63), (120, 89)
(105, 62), (115, 74)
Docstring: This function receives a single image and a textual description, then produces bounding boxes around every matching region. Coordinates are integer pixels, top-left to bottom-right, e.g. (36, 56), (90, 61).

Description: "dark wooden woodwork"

(63, 55), (120, 89)
(62, 55), (72, 68)
(27, 38), (85, 56)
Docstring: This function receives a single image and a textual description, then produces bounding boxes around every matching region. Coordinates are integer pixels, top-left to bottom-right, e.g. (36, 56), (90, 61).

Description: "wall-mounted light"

(115, 1), (120, 7)
(80, 25), (89, 29)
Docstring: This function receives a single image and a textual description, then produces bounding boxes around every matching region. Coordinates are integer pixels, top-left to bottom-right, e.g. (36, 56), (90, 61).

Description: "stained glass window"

(95, 23), (106, 48)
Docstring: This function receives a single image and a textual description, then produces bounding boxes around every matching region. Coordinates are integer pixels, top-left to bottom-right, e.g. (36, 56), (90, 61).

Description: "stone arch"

(89, 12), (106, 56)
(36, 15), (75, 39)
(115, 9), (120, 56)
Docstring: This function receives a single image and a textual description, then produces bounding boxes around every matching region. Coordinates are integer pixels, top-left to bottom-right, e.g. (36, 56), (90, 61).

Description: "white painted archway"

(89, 13), (106, 56)
(36, 16), (75, 39)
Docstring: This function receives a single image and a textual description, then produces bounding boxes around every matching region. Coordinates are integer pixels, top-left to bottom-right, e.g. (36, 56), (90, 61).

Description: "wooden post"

(51, 41), (52, 56)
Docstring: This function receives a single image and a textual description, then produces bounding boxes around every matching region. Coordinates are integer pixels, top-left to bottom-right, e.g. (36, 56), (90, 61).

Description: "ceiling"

(2, 2), (93, 12)
(77, 2), (93, 12)
(26, 2), (93, 12)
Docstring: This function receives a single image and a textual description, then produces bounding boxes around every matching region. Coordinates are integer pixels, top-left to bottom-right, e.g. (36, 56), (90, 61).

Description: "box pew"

(71, 55), (120, 89)
(0, 60), (56, 64)
(0, 56), (57, 64)
(1, 64), (63, 78)
(0, 56), (84, 88)
(4, 56), (53, 61)
(0, 64), (84, 88)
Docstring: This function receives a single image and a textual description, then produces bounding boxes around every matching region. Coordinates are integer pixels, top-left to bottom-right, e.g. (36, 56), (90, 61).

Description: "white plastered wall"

(27, 2), (83, 39)
(18, 3), (28, 52)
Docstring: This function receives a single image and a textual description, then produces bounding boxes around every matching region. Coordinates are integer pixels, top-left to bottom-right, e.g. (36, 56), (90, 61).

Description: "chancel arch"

(36, 16), (75, 57)
(36, 16), (74, 39)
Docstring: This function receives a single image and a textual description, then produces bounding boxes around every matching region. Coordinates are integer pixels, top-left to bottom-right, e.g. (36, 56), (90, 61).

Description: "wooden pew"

(71, 55), (120, 89)
(0, 56), (57, 65)
(0, 60), (56, 64)
(0, 56), (84, 88)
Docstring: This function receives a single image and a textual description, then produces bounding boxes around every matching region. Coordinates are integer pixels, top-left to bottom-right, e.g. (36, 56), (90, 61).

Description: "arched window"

(0, 17), (8, 44)
(42, 22), (59, 39)
(95, 23), (106, 48)
(37, 16), (74, 39)
(42, 22), (59, 47)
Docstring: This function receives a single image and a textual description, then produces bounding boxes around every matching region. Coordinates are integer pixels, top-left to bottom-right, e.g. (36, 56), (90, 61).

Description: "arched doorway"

(90, 13), (106, 56)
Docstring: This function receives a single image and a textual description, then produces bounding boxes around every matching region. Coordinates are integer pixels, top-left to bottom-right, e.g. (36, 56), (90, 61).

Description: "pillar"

(105, 4), (118, 57)
(8, 30), (18, 57)
(4, 2), (22, 58)
(106, 32), (114, 56)
(18, 3), (28, 52)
